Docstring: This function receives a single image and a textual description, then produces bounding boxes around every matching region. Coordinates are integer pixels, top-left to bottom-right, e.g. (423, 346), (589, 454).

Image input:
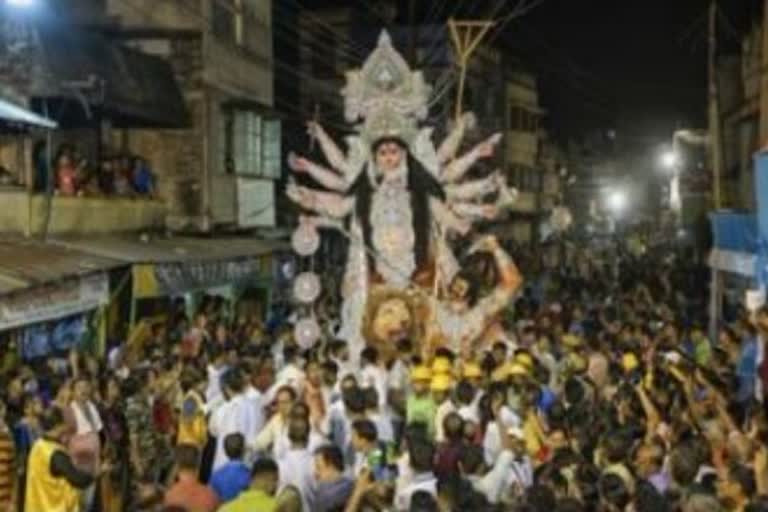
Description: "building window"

(211, 0), (243, 46)
(224, 110), (282, 179)
(508, 106), (539, 133)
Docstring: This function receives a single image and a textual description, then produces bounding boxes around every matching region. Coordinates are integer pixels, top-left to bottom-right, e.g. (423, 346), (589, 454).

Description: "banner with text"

(0, 272), (109, 331)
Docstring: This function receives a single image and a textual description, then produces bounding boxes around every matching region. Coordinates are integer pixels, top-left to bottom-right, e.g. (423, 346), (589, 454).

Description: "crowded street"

(1, 0), (767, 511)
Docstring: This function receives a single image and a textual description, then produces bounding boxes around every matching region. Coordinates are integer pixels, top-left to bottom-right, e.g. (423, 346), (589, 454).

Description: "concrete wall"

(106, 0), (201, 30)
(0, 190), (165, 236)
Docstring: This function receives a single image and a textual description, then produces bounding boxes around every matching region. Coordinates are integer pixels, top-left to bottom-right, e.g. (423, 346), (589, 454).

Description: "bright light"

(607, 190), (627, 213)
(6, 0), (35, 6)
(661, 151), (678, 169)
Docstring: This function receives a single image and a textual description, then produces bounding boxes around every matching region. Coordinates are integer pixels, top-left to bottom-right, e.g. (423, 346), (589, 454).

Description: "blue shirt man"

(210, 433), (251, 503)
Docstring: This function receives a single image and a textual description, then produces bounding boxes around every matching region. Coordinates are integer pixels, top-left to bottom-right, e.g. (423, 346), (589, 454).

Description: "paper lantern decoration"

(291, 224), (320, 256)
(550, 207), (573, 232)
(293, 272), (321, 303)
(294, 317), (320, 349)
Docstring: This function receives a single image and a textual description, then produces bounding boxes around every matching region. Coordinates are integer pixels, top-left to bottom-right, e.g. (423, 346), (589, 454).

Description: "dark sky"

(292, 0), (762, 146)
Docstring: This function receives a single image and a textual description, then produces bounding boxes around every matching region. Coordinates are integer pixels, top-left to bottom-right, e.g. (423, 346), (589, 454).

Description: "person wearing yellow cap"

(431, 374), (455, 442)
(406, 366), (437, 439)
(513, 352), (534, 371)
(461, 362), (484, 388)
(622, 352), (640, 373)
(431, 357), (452, 376)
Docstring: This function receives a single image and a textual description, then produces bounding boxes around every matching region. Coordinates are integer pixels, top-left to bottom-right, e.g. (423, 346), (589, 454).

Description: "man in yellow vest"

(25, 407), (107, 512)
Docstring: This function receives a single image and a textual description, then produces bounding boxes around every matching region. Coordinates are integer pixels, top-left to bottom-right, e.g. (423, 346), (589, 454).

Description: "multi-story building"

(0, 2), (283, 342)
(0, 0), (279, 234)
(87, 0), (279, 231)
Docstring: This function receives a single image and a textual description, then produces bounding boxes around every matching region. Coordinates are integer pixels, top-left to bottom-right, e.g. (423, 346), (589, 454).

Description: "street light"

(661, 150), (678, 170)
(6, 0), (35, 6)
(607, 189), (627, 214)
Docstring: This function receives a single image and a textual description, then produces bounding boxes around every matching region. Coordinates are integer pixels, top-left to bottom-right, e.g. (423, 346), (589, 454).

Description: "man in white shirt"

(209, 368), (260, 471)
(394, 439), (437, 511)
(359, 347), (388, 411)
(69, 377), (104, 511)
(364, 388), (394, 444)
(252, 385), (296, 456)
(278, 417), (317, 512)
(273, 346), (306, 397)
(205, 345), (230, 411)
(482, 405), (521, 466)
(462, 427), (532, 505)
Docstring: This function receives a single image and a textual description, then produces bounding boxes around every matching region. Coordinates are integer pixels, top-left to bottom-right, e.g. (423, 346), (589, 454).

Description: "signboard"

(0, 272), (109, 331)
(133, 256), (271, 299)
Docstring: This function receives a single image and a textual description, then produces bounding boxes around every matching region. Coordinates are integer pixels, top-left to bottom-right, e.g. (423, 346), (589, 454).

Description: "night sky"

(295, 0), (762, 147)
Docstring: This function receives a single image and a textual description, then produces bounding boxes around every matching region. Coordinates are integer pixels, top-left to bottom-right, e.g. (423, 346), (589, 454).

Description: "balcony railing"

(0, 188), (165, 237)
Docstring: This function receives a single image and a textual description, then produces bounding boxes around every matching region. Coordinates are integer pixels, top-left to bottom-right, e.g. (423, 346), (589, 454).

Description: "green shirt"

(219, 490), (277, 512)
(695, 338), (712, 367)
(406, 395), (437, 439)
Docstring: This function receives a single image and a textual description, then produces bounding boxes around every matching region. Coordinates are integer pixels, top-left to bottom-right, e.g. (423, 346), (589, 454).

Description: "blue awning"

(0, 98), (57, 129)
(710, 212), (758, 253)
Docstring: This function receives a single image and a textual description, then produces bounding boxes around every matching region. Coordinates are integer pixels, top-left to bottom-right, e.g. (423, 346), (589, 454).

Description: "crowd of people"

(32, 142), (155, 198)
(3, 250), (768, 511)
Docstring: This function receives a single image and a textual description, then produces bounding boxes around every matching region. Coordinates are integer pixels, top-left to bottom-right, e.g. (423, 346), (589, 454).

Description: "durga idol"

(286, 31), (521, 360)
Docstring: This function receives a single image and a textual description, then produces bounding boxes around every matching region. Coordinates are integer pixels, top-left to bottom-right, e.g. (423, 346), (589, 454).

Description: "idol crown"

(342, 31), (432, 145)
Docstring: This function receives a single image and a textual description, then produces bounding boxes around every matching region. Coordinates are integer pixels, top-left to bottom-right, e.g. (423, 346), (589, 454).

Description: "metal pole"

(708, 0), (723, 209)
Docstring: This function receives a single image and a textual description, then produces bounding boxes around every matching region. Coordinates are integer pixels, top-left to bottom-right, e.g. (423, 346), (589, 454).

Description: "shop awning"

(30, 25), (188, 128)
(708, 249), (756, 277)
(0, 238), (122, 295)
(0, 98), (57, 129)
(52, 235), (288, 298)
(0, 239), (122, 330)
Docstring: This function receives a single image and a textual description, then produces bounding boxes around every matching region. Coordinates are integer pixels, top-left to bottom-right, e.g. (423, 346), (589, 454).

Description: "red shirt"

(164, 473), (219, 512)
(57, 165), (77, 196)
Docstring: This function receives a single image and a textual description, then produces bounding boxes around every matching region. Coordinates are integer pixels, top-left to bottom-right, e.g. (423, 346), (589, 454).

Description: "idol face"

(372, 297), (412, 343)
(375, 142), (404, 173)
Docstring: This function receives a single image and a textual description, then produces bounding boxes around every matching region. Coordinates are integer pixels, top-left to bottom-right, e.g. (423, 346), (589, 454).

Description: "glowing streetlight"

(661, 151), (678, 169)
(607, 190), (627, 213)
(6, 0), (35, 6)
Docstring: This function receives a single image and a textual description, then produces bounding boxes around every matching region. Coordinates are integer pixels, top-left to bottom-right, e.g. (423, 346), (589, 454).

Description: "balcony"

(0, 188), (165, 237)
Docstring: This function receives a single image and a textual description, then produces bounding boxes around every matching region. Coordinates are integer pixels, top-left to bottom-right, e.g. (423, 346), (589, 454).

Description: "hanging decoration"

(294, 316), (321, 349)
(293, 272), (322, 304)
(291, 222), (320, 256)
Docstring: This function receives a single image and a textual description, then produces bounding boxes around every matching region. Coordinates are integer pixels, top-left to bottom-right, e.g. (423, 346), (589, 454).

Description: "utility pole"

(448, 19), (494, 121)
(708, 0), (723, 209)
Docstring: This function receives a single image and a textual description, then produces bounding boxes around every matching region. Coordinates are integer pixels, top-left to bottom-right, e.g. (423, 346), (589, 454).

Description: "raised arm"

(470, 236), (523, 321)
(457, 237), (522, 357)
(430, 198), (471, 236)
(299, 215), (344, 231)
(445, 172), (500, 201)
(441, 133), (501, 183)
(307, 121), (348, 172)
(287, 183), (354, 218)
(437, 112), (475, 164)
(450, 202), (499, 221)
(289, 152), (349, 192)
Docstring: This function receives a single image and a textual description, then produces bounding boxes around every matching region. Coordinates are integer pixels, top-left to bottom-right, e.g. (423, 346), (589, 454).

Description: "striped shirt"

(0, 427), (16, 507)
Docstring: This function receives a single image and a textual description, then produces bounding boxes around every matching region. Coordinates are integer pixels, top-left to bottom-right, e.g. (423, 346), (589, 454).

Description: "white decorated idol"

(286, 31), (522, 360)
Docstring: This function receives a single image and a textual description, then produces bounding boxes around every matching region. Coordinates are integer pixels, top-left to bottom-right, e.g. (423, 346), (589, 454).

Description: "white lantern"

(291, 224), (320, 256)
(293, 272), (321, 303)
(294, 317), (320, 349)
